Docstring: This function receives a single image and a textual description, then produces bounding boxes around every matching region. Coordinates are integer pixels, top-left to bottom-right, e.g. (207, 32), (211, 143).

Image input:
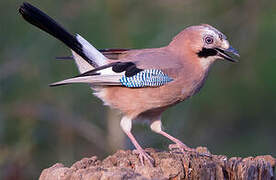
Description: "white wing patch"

(50, 75), (122, 87)
(97, 67), (125, 76)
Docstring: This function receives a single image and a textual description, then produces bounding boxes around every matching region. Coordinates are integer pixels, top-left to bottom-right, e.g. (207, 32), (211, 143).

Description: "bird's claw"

(133, 149), (155, 167)
(169, 143), (194, 152)
(169, 144), (211, 157)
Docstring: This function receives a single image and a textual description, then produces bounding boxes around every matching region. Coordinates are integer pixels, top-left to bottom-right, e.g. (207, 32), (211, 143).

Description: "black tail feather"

(19, 2), (97, 67)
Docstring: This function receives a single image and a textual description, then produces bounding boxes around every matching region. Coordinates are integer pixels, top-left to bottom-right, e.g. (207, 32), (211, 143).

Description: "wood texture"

(39, 145), (275, 180)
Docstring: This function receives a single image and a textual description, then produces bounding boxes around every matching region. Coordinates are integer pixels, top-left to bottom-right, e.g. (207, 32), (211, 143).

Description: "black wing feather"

(76, 62), (143, 78)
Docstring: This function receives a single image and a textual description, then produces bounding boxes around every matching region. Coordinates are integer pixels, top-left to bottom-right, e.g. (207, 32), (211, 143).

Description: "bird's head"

(169, 24), (240, 69)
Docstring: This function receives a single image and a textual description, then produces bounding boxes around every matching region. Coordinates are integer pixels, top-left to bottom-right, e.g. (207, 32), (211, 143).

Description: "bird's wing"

(50, 62), (174, 87)
(99, 49), (131, 60)
(55, 48), (131, 60)
(50, 49), (181, 88)
(122, 48), (183, 70)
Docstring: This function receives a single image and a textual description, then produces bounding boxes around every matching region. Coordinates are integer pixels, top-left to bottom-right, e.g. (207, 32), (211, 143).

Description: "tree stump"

(39, 145), (275, 180)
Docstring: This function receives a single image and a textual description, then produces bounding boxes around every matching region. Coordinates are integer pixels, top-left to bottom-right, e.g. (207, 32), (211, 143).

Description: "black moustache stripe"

(197, 48), (217, 58)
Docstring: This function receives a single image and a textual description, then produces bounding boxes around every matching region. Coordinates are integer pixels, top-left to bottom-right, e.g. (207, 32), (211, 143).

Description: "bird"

(19, 2), (239, 166)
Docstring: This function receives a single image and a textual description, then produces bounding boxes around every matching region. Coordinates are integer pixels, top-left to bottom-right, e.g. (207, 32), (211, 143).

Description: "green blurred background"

(0, 0), (275, 179)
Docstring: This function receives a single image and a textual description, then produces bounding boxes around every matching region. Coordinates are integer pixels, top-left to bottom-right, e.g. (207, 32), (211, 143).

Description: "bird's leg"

(125, 131), (154, 166)
(150, 119), (194, 152)
(120, 117), (154, 166)
(159, 130), (194, 152)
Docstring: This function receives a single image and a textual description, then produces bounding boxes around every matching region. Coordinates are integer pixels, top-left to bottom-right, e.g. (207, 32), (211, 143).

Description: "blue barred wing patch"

(119, 69), (173, 88)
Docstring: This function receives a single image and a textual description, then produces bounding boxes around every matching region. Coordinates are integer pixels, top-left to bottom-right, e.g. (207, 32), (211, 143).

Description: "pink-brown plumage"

(98, 27), (214, 118)
(101, 58), (206, 118)
(19, 2), (239, 166)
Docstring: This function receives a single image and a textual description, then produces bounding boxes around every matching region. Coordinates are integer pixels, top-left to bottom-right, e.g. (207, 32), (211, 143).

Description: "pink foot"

(133, 149), (154, 166)
(169, 143), (211, 157)
(169, 142), (194, 153)
(124, 131), (155, 166)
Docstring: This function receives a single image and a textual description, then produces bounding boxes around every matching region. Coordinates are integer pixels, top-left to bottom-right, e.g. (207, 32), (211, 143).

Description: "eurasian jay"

(19, 2), (239, 165)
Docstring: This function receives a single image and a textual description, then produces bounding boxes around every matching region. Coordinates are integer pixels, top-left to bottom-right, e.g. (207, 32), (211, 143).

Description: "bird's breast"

(176, 67), (210, 101)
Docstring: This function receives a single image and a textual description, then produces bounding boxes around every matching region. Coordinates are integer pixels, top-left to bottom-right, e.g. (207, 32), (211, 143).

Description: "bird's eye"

(204, 36), (214, 44)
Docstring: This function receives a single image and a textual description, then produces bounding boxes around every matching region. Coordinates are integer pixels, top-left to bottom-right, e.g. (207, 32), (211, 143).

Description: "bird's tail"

(19, 2), (108, 72)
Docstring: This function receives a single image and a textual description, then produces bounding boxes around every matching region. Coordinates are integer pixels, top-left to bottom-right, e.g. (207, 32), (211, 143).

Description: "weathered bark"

(39, 145), (275, 180)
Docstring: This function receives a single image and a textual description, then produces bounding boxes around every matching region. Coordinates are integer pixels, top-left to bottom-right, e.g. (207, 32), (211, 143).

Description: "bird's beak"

(215, 46), (240, 62)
